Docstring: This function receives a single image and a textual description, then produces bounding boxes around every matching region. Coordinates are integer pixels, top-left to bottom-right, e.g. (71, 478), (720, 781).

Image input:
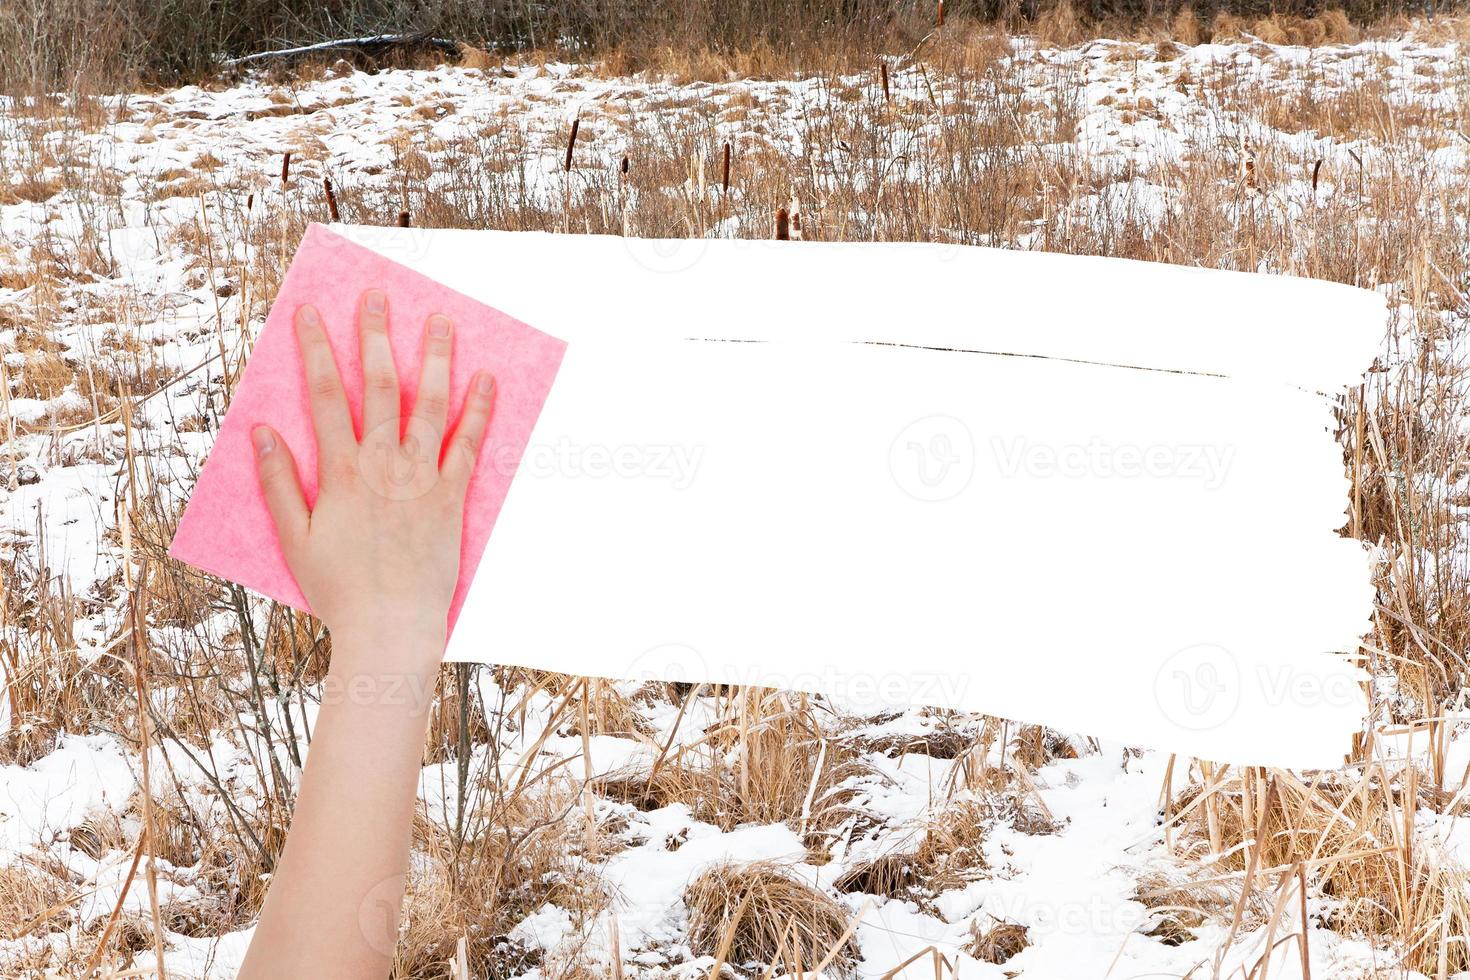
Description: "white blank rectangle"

(329, 227), (1379, 766)
(445, 340), (1370, 767)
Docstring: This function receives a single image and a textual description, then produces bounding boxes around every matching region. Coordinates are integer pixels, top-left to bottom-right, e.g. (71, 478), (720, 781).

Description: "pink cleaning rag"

(168, 223), (567, 633)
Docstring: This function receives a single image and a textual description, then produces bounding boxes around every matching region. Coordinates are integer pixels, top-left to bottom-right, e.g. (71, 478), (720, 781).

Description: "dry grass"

(964, 920), (1029, 964)
(393, 783), (611, 979)
(684, 860), (860, 976)
(1160, 767), (1470, 974)
(0, 858), (73, 939)
(834, 797), (997, 906)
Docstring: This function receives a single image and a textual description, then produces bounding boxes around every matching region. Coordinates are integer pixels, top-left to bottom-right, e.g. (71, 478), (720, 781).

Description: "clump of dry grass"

(684, 860), (860, 976)
(0, 539), (124, 765)
(1164, 766), (1470, 974)
(394, 780), (611, 978)
(0, 858), (73, 940)
(835, 797), (993, 903)
(965, 920), (1029, 964)
(1134, 867), (1239, 946)
(592, 685), (877, 836)
(127, 498), (223, 629)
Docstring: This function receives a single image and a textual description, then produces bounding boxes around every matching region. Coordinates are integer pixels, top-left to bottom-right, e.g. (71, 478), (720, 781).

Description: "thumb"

(252, 426), (309, 551)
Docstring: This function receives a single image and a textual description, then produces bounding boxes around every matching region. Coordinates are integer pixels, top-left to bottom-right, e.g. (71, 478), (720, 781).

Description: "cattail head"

(722, 142), (731, 192)
(620, 155), (630, 175)
(775, 207), (790, 241)
(280, 151), (292, 185)
(564, 118), (580, 173)
(323, 176), (340, 223)
(397, 209), (411, 227)
(881, 61), (890, 103)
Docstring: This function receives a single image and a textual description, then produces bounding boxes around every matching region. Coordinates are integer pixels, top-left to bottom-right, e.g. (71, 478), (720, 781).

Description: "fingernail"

(428, 314), (452, 339)
(364, 290), (386, 314)
(252, 427), (276, 456)
(476, 373), (496, 395)
(297, 305), (320, 328)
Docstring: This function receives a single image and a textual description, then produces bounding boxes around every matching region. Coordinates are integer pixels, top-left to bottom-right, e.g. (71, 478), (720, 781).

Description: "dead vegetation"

(684, 861), (860, 976)
(964, 919), (1029, 964)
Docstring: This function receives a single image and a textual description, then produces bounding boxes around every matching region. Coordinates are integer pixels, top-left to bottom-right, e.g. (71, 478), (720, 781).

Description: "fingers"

(357, 289), (399, 442)
(252, 426), (309, 550)
(295, 304), (356, 474)
(440, 372), (497, 492)
(409, 314), (453, 447)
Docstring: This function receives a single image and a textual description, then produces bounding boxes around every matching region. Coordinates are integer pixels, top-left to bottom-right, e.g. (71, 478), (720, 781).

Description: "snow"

(0, 734), (135, 854)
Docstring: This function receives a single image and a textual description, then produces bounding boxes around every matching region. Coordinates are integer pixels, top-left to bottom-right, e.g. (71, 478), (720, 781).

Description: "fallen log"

(220, 33), (462, 72)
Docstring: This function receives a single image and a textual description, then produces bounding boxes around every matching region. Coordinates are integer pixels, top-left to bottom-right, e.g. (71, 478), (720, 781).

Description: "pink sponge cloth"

(168, 223), (568, 633)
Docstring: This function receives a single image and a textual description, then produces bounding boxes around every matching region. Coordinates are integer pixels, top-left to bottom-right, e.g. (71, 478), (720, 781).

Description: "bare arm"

(237, 290), (495, 979)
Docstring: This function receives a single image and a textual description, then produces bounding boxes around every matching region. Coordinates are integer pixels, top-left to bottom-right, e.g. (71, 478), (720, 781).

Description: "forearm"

(238, 621), (443, 980)
(240, 292), (492, 975)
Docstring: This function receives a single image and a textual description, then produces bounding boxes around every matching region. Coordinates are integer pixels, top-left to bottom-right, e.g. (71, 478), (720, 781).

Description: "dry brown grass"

(965, 920), (1029, 964)
(684, 860), (860, 976)
(834, 797), (997, 906)
(0, 858), (73, 939)
(391, 783), (611, 979)
(1159, 766), (1470, 974)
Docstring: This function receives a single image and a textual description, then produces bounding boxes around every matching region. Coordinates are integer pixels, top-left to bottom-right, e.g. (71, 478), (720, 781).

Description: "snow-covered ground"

(2, 26), (1469, 979)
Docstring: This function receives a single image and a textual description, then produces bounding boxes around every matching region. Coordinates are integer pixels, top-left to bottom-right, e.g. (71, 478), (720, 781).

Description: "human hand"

(249, 289), (495, 656)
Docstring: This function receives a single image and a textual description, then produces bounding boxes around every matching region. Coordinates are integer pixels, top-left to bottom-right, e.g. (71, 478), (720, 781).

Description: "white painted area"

(439, 335), (1371, 767)
(332, 225), (1384, 391)
(327, 228), (1381, 766)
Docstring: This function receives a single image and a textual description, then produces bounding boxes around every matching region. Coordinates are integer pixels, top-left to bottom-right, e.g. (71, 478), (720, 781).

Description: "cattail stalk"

(0, 356), (15, 491)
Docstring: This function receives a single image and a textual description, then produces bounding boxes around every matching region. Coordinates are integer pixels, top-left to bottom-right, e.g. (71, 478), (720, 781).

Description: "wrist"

(325, 613), (448, 680)
(322, 603), (448, 643)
